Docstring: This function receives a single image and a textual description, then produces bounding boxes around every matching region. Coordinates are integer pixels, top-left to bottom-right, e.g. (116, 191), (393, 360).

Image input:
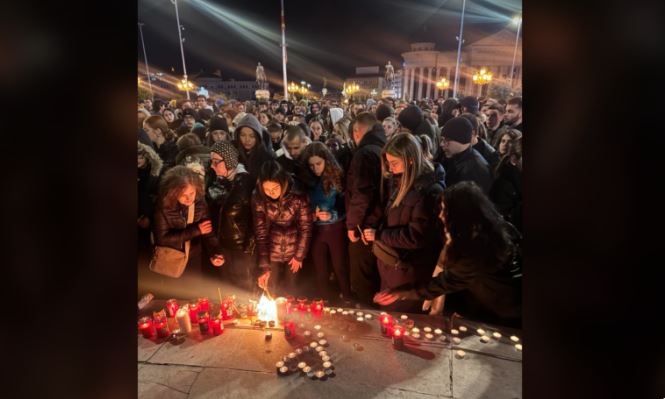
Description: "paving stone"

(138, 381), (189, 399)
(138, 363), (202, 394)
(138, 336), (166, 362)
(452, 352), (521, 399)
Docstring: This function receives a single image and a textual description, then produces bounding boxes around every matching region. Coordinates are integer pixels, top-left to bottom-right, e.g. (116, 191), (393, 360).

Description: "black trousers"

(311, 221), (351, 300)
(267, 261), (298, 298)
(220, 248), (257, 294)
(348, 240), (380, 306)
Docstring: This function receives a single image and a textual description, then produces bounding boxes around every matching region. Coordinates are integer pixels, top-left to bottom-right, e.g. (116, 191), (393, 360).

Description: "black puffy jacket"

(442, 147), (492, 194)
(207, 170), (256, 253)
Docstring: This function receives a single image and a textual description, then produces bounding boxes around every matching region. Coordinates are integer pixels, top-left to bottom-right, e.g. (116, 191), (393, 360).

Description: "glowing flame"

(256, 294), (277, 324)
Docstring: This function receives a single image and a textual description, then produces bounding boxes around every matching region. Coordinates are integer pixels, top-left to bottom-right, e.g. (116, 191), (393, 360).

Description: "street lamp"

(452, 0), (467, 98)
(344, 82), (359, 98)
(509, 15), (522, 91)
(171, 0), (191, 99)
(177, 78), (194, 93)
(472, 68), (493, 96)
(138, 22), (153, 98)
(436, 77), (450, 90)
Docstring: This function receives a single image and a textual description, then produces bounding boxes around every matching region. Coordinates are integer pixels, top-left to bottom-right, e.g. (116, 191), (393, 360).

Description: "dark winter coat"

(345, 124), (387, 231)
(138, 141), (163, 219)
(414, 118), (441, 158)
(442, 147), (492, 194)
(376, 169), (445, 290)
(206, 167), (256, 253)
(490, 162), (522, 232)
(473, 138), (500, 170)
(152, 198), (219, 258)
(155, 138), (179, 171)
(234, 114), (275, 183)
(252, 183), (313, 270)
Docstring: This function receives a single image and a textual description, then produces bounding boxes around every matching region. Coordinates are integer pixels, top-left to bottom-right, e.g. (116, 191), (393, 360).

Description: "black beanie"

(459, 96), (479, 113)
(397, 105), (423, 132)
(376, 103), (394, 122)
(211, 141), (239, 170)
(208, 116), (229, 133)
(442, 117), (473, 144)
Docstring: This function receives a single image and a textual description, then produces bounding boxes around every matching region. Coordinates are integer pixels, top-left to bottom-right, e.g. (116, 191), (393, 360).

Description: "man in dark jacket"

(460, 113), (500, 171)
(398, 104), (440, 158)
(346, 112), (386, 307)
(440, 117), (492, 194)
(208, 141), (257, 291)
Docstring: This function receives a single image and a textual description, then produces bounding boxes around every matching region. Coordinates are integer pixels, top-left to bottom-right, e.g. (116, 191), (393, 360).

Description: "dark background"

(138, 0), (521, 88)
(2, 0), (665, 397)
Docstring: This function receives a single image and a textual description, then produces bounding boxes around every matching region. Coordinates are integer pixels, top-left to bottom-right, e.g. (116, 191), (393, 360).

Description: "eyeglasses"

(211, 158), (224, 166)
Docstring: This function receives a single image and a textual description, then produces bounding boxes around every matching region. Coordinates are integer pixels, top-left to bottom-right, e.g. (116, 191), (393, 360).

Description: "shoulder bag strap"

(184, 203), (195, 258)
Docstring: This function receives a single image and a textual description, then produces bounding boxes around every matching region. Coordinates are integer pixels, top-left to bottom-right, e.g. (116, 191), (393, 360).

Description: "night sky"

(138, 0), (521, 90)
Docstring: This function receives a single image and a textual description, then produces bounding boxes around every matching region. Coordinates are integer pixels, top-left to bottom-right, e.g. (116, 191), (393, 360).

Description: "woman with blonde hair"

(361, 133), (445, 312)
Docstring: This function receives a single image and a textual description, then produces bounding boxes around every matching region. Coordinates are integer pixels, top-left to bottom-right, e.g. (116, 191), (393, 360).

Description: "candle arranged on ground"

(476, 328), (486, 335)
(283, 319), (296, 340)
(459, 326), (467, 332)
(337, 308), (343, 313)
(318, 339), (327, 346)
(138, 317), (155, 338)
(425, 333), (434, 340)
(330, 310), (337, 316)
(480, 335), (490, 343)
(315, 346), (324, 352)
(356, 316), (364, 322)
(297, 362), (307, 372)
(515, 344), (523, 351)
(165, 299), (179, 317)
(321, 355), (330, 362)
(493, 332), (502, 339)
(265, 330), (272, 340)
(312, 299), (324, 317)
(317, 332), (325, 338)
(356, 312), (364, 317)
(451, 329), (459, 335)
(400, 314), (408, 321)
(153, 309), (167, 320)
(197, 311), (210, 334)
(304, 330), (311, 338)
(314, 370), (325, 379)
(310, 341), (318, 348)
(276, 361), (285, 372)
(380, 314), (394, 336)
(392, 325), (405, 348)
(456, 350), (466, 358)
(188, 302), (200, 324)
(412, 333), (421, 340)
(154, 317), (169, 338)
(197, 297), (210, 312)
(411, 327), (420, 334)
(275, 297), (287, 322)
(313, 324), (321, 331)
(510, 335), (520, 342)
(364, 314), (372, 320)
(341, 311), (348, 316)
(176, 307), (192, 333)
(423, 327), (432, 333)
(452, 337), (461, 344)
(434, 328), (443, 336)
(322, 361), (332, 370)
(304, 366), (313, 378)
(278, 366), (289, 375)
(318, 351), (328, 358)
(211, 317), (223, 335)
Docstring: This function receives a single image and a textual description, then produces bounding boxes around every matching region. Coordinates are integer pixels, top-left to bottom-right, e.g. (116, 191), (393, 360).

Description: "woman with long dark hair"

(301, 142), (351, 302)
(234, 114), (274, 184)
(362, 133), (445, 313)
(253, 161), (313, 297)
(374, 181), (522, 326)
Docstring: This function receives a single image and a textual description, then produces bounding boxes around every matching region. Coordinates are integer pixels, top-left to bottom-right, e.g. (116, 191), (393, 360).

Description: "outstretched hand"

(373, 290), (400, 306)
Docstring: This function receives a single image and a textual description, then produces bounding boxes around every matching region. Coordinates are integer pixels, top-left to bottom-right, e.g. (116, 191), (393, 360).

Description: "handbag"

(371, 239), (411, 270)
(149, 203), (195, 278)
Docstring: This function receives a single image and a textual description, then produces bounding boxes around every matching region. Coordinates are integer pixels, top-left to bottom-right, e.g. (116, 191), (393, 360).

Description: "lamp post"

(452, 0), (467, 98)
(509, 15), (522, 91)
(137, 22), (153, 98)
(436, 77), (450, 97)
(171, 0), (191, 100)
(472, 68), (493, 96)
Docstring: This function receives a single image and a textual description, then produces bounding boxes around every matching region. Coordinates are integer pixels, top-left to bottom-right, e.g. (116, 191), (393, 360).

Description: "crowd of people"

(138, 93), (523, 326)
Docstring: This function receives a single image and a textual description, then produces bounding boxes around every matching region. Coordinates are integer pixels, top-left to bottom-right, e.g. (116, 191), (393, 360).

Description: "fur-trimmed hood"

(138, 141), (163, 177)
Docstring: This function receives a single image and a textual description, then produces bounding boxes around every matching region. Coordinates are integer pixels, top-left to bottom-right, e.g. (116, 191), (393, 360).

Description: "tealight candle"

(423, 327), (432, 333)
(318, 339), (327, 346)
(314, 324), (321, 330)
(404, 331), (410, 336)
(314, 370), (325, 379)
(315, 346), (324, 352)
(317, 332), (325, 338)
(322, 361), (332, 369)
(321, 355), (330, 362)
(434, 328), (443, 335)
(493, 332), (502, 339)
(310, 341), (318, 348)
(411, 327), (420, 334)
(166, 299), (179, 318)
(337, 308), (343, 313)
(480, 335), (490, 343)
(456, 350), (466, 358)
(318, 351), (328, 358)
(296, 349), (303, 356)
(341, 311), (348, 316)
(392, 325), (405, 348)
(356, 312), (364, 317)
(425, 333), (434, 340)
(304, 366), (313, 378)
(304, 330), (312, 338)
(400, 314), (408, 321)
(476, 328), (486, 335)
(302, 345), (311, 352)
(275, 361), (285, 372)
(515, 344), (523, 351)
(154, 317), (169, 338)
(412, 333), (421, 339)
(279, 366), (289, 375)
(211, 317), (223, 335)
(452, 337), (461, 344)
(297, 362), (307, 371)
(175, 308), (192, 333)
(197, 297), (210, 312)
(510, 335), (520, 342)
(188, 302), (200, 324)
(330, 310), (337, 316)
(356, 317), (364, 322)
(451, 329), (459, 335)
(138, 317), (155, 338)
(287, 352), (297, 360)
(459, 326), (468, 332)
(364, 314), (372, 320)
(265, 331), (272, 341)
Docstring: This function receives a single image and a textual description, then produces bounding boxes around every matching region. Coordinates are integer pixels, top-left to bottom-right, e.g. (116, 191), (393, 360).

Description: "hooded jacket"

(252, 182), (313, 270)
(345, 123), (387, 231)
(234, 114), (275, 182)
(138, 141), (163, 219)
(275, 135), (317, 189)
(473, 138), (500, 170)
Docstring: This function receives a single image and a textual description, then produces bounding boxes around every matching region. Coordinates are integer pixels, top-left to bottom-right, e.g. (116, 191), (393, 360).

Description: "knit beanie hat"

(376, 103), (394, 122)
(182, 108), (198, 119)
(459, 96), (479, 113)
(208, 115), (229, 133)
(211, 140), (239, 170)
(397, 105), (423, 132)
(441, 117), (473, 145)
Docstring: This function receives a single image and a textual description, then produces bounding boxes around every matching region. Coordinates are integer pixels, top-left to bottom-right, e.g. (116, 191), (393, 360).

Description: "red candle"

(211, 317), (223, 335)
(283, 318), (297, 340)
(188, 302), (200, 324)
(392, 325), (405, 348)
(166, 299), (179, 318)
(154, 317), (170, 338)
(197, 311), (210, 335)
(312, 298), (324, 317)
(381, 314), (394, 337)
(198, 297), (210, 312)
(221, 300), (233, 320)
(285, 296), (295, 315)
(138, 317), (155, 339)
(297, 297), (307, 312)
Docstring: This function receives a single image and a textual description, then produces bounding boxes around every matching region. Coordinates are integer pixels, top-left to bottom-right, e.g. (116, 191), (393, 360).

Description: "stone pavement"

(138, 303), (521, 399)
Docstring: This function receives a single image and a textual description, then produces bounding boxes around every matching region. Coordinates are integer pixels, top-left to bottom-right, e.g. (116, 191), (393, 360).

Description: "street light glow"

(512, 15), (522, 25)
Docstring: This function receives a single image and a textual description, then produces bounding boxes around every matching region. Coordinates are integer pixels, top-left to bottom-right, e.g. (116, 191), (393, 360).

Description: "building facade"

(400, 29), (522, 100)
(192, 72), (268, 101)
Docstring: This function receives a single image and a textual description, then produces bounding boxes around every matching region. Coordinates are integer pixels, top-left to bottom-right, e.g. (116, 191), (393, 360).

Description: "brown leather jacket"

(153, 198), (218, 256)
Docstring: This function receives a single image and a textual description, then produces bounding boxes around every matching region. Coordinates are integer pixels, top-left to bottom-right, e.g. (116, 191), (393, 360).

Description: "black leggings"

(310, 221), (351, 300)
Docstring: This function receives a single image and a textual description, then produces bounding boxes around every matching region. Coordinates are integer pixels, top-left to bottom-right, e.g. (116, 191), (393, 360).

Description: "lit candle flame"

(256, 294), (278, 324)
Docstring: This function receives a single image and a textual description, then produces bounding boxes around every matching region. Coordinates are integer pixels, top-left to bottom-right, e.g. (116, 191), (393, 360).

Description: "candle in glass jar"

(312, 299), (324, 317)
(138, 317), (155, 338)
(392, 325), (405, 348)
(188, 302), (200, 324)
(380, 314), (394, 337)
(459, 326), (467, 332)
(166, 299), (179, 317)
(197, 297), (210, 312)
(154, 317), (169, 338)
(176, 308), (192, 333)
(211, 317), (223, 335)
(197, 311), (210, 334)
(283, 319), (296, 340)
